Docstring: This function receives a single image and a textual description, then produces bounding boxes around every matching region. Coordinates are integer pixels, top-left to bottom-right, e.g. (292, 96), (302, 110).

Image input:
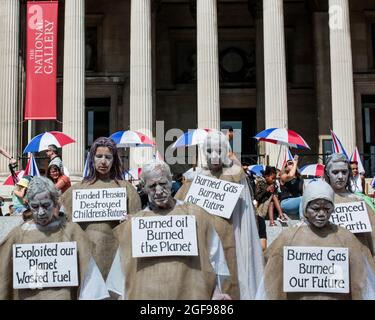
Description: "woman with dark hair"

(324, 153), (375, 258)
(46, 164), (71, 194)
(279, 155), (304, 219)
(62, 137), (141, 280)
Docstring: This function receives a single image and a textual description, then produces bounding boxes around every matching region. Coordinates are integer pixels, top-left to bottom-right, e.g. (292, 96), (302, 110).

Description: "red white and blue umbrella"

(172, 129), (212, 148)
(3, 170), (24, 185)
(254, 128), (310, 149)
(247, 164), (266, 176)
(110, 130), (155, 147)
(300, 164), (325, 177)
(23, 131), (75, 154)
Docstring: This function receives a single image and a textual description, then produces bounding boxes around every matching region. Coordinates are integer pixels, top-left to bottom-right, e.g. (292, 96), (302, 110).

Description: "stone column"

(329, 0), (356, 152)
(313, 12), (332, 157)
(253, 3), (266, 163)
(263, 0), (288, 166)
(197, 0), (220, 130)
(0, 0), (19, 177)
(129, 0), (153, 168)
(62, 0), (85, 180)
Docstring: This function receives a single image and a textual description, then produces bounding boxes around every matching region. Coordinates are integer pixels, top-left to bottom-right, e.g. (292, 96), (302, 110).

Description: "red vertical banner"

(25, 1), (58, 120)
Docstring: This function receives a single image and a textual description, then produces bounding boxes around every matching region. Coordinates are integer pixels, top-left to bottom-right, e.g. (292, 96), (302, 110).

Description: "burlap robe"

(262, 223), (375, 300)
(0, 219), (92, 300)
(113, 202), (217, 299)
(175, 167), (246, 300)
(61, 180), (141, 279)
(334, 193), (375, 258)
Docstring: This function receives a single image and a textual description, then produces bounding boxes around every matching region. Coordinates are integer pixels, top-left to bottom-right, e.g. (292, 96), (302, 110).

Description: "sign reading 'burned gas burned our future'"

(283, 246), (349, 294)
(72, 188), (127, 222)
(184, 174), (244, 219)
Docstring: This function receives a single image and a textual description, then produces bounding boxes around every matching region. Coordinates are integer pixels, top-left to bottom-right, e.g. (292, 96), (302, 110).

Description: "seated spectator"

(171, 173), (184, 197)
(11, 178), (30, 215)
(255, 166), (287, 228)
(279, 155), (304, 219)
(46, 164), (71, 194)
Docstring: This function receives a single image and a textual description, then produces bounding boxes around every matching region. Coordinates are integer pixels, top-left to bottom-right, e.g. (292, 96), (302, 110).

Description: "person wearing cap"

(324, 153), (375, 258)
(11, 177), (30, 215)
(257, 180), (375, 300)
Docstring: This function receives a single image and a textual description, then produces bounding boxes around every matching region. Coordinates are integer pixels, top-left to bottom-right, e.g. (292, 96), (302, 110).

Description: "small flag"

(82, 153), (90, 178)
(330, 130), (349, 159)
(24, 154), (40, 177)
(124, 168), (142, 181)
(350, 147), (365, 174)
(371, 177), (375, 189)
(280, 147), (294, 169)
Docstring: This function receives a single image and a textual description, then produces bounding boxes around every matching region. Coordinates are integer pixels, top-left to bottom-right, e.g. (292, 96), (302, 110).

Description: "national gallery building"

(1, 0), (375, 180)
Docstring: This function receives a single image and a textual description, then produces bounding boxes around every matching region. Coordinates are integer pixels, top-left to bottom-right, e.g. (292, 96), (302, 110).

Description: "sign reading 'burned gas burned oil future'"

(13, 242), (78, 289)
(330, 201), (372, 234)
(132, 215), (198, 258)
(283, 246), (349, 294)
(72, 188), (127, 222)
(184, 174), (244, 219)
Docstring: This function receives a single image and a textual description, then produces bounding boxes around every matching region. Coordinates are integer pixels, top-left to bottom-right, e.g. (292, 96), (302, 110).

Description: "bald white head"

(203, 131), (232, 171)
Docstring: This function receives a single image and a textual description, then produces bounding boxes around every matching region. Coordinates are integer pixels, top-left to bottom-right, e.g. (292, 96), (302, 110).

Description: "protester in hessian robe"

(61, 137), (141, 280)
(0, 177), (109, 300)
(175, 131), (264, 300)
(106, 160), (231, 300)
(324, 153), (375, 258)
(256, 180), (375, 300)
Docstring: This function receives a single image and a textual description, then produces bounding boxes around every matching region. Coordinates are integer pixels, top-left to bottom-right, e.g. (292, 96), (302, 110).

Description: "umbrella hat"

(110, 130), (155, 147)
(24, 131), (75, 154)
(254, 128), (310, 149)
(172, 129), (212, 148)
(300, 164), (325, 177)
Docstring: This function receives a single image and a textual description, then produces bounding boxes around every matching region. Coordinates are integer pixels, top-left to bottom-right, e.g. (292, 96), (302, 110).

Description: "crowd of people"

(0, 132), (375, 300)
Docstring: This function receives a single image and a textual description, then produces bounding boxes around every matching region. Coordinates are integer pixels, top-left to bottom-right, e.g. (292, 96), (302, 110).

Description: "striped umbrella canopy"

(247, 164), (266, 176)
(300, 163), (325, 177)
(254, 128), (310, 149)
(172, 129), (212, 148)
(23, 131), (75, 153)
(110, 130), (155, 147)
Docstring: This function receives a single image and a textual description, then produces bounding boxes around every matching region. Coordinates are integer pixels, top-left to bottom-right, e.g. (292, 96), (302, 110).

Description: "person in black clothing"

(255, 166), (287, 227)
(279, 155), (304, 218)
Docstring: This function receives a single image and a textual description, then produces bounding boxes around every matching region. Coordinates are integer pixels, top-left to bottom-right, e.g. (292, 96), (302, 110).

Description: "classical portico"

(0, 0), (373, 181)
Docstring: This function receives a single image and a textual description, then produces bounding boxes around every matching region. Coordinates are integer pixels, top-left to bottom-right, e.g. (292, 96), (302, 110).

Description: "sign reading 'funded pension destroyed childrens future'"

(72, 188), (127, 222)
(283, 246), (349, 294)
(330, 201), (372, 234)
(184, 174), (244, 219)
(13, 242), (78, 289)
(132, 215), (198, 258)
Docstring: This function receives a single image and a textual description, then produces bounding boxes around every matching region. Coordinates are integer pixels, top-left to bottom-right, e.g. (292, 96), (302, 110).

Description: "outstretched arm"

(0, 147), (16, 165)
